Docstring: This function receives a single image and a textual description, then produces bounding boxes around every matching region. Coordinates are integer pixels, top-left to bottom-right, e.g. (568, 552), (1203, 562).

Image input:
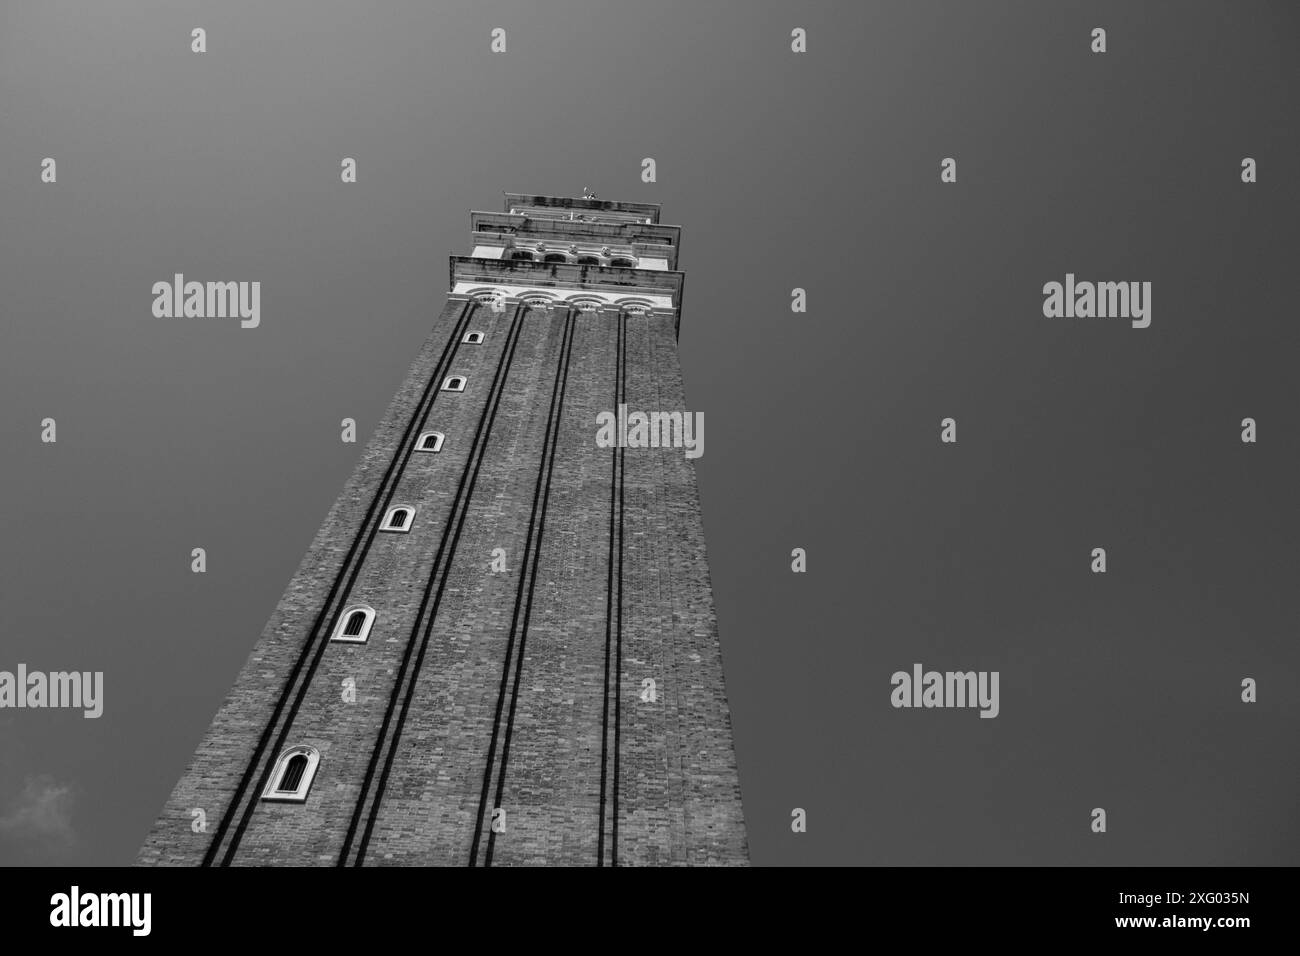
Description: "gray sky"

(2, 0), (1298, 865)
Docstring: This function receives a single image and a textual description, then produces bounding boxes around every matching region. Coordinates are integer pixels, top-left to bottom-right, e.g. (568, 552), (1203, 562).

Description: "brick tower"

(138, 193), (748, 866)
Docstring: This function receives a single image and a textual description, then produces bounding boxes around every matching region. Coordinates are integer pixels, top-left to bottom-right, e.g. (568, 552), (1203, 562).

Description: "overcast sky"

(2, 0), (1298, 866)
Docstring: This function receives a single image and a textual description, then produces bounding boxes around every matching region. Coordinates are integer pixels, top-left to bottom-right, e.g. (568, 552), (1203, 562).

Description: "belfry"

(138, 193), (748, 866)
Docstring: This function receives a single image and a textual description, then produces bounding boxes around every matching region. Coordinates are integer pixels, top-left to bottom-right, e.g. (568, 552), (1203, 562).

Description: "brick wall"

(138, 295), (747, 867)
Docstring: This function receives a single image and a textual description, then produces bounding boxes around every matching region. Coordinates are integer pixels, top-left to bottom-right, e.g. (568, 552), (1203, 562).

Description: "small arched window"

(442, 376), (466, 392)
(609, 257), (636, 268)
(510, 250), (534, 262)
(417, 431), (445, 452)
(262, 746), (320, 802)
(575, 255), (601, 266)
(331, 604), (375, 643)
(463, 331), (484, 344)
(280, 754), (308, 791)
(543, 253), (568, 264)
(382, 506), (415, 533)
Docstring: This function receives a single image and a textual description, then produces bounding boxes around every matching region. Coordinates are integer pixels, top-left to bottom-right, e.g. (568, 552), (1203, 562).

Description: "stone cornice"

(502, 192), (661, 223)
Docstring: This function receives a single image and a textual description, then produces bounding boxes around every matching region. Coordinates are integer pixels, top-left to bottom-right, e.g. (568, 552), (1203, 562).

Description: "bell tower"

(138, 192), (748, 866)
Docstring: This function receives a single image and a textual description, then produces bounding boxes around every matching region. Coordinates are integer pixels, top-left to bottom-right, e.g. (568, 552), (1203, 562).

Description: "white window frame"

(416, 431), (445, 453)
(442, 375), (467, 392)
(261, 746), (321, 803)
(381, 505), (416, 533)
(463, 331), (485, 344)
(331, 604), (376, 644)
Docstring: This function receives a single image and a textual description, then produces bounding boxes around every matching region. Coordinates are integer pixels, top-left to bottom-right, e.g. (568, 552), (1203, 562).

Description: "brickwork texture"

(137, 197), (747, 866)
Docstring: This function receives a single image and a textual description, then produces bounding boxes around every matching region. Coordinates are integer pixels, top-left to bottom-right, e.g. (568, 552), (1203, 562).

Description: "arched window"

(509, 250), (534, 262)
(331, 604), (375, 643)
(575, 255), (601, 266)
(417, 431), (444, 452)
(280, 754), (308, 791)
(609, 257), (637, 268)
(543, 253), (568, 264)
(382, 506), (415, 533)
(262, 746), (320, 802)
(463, 331), (484, 344)
(442, 375), (466, 392)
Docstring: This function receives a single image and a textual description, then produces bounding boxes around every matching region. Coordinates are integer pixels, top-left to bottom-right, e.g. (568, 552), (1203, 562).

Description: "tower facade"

(138, 193), (748, 866)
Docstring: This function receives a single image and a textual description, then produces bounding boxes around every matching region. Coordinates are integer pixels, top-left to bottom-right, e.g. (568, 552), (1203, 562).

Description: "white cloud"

(0, 774), (77, 862)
